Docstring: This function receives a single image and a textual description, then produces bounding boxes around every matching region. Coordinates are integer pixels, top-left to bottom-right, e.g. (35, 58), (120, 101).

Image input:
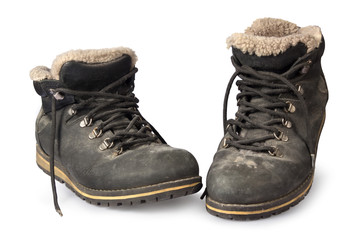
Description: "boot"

(203, 18), (328, 220)
(31, 47), (202, 215)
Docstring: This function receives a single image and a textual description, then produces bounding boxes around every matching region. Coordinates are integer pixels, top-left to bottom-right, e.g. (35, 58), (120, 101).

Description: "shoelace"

(49, 68), (165, 216)
(201, 53), (313, 200)
(222, 55), (312, 155)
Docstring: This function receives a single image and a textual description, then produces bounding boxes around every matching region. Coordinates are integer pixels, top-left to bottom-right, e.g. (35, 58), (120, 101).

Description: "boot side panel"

(35, 107), (51, 155)
(307, 60), (328, 155)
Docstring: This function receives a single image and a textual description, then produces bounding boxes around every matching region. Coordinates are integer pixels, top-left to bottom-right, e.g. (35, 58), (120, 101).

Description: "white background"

(1, 0), (359, 239)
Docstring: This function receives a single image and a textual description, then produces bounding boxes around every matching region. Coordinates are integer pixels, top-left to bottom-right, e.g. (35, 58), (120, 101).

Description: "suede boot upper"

(205, 18), (328, 218)
(32, 47), (202, 215)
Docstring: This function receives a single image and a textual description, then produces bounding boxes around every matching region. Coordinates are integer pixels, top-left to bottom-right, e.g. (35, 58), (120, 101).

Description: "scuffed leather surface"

(36, 105), (199, 190)
(207, 40), (328, 204)
(34, 54), (200, 191)
(208, 131), (311, 204)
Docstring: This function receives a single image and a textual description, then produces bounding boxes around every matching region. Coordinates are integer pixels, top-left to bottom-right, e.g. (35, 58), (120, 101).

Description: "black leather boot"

(203, 18), (328, 220)
(31, 47), (202, 215)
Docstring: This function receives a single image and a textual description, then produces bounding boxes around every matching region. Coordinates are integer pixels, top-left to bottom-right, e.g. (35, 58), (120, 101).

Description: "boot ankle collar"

(226, 18), (322, 57)
(30, 46), (137, 81)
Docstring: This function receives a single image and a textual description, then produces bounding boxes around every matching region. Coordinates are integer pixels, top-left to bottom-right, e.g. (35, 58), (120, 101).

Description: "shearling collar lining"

(226, 18), (322, 57)
(30, 47), (137, 81)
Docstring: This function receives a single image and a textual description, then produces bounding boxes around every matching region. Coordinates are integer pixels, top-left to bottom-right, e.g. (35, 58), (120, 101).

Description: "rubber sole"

(205, 171), (314, 220)
(36, 145), (202, 207)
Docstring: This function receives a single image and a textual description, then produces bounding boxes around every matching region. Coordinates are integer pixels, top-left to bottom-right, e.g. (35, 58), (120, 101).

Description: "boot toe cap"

(206, 149), (311, 204)
(85, 144), (200, 190)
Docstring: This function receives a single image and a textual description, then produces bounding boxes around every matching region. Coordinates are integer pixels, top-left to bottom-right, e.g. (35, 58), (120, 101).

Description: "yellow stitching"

(36, 150), (201, 199)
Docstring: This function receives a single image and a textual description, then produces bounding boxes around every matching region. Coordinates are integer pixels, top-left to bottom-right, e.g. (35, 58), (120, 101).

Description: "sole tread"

(205, 171), (314, 220)
(36, 147), (202, 208)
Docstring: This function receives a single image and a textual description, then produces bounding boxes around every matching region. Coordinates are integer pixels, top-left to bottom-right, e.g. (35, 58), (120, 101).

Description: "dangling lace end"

(50, 95), (63, 217)
(56, 208), (63, 217)
(200, 188), (207, 200)
(51, 164), (63, 217)
(52, 182), (63, 217)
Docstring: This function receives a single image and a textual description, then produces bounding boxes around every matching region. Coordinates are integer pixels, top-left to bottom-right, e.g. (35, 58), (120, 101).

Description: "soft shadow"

(106, 192), (204, 213)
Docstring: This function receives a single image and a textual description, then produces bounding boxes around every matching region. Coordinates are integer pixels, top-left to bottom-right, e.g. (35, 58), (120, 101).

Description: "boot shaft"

(226, 18), (328, 155)
(31, 47), (138, 113)
(204, 18), (328, 220)
(30, 47), (202, 215)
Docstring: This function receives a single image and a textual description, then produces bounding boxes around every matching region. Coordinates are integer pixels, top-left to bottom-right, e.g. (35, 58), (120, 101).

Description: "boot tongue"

(232, 43), (307, 73)
(232, 43), (307, 139)
(59, 54), (133, 92)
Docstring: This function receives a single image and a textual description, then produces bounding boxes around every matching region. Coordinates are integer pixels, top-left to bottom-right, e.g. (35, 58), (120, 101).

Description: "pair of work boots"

(31, 18), (328, 220)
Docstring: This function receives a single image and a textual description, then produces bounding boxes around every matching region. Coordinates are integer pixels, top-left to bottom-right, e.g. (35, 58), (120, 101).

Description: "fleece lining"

(226, 18), (322, 57)
(30, 47), (137, 81)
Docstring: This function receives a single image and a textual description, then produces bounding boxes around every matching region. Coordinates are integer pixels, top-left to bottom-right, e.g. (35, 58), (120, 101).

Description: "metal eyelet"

(99, 138), (114, 151)
(223, 138), (229, 148)
(144, 125), (156, 137)
(296, 84), (304, 95)
(268, 147), (283, 157)
(282, 118), (292, 128)
(88, 127), (103, 139)
(49, 89), (64, 100)
(68, 107), (77, 116)
(80, 117), (93, 127)
(114, 147), (124, 156)
(285, 101), (296, 113)
(273, 131), (289, 142)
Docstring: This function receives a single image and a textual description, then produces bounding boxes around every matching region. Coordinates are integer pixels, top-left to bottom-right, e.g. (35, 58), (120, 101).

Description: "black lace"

(48, 68), (164, 216)
(222, 56), (312, 154)
(201, 54), (312, 200)
(201, 53), (313, 200)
